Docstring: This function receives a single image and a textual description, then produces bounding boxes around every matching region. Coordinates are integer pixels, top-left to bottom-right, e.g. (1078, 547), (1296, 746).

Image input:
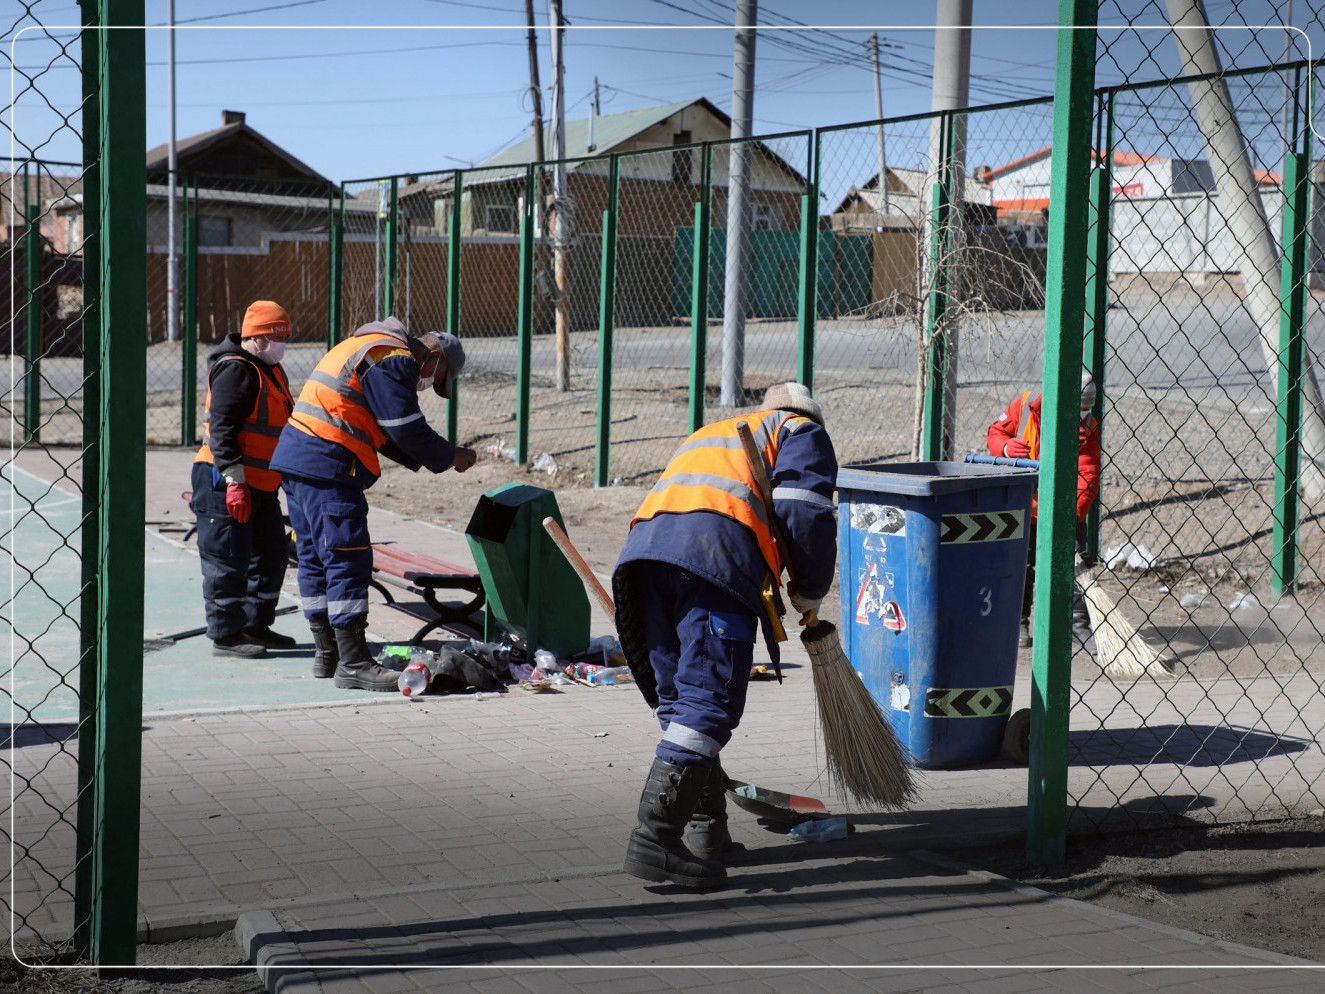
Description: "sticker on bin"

(854, 563), (905, 630)
(923, 686), (1013, 718)
(940, 510), (1024, 544)
(850, 503), (906, 537)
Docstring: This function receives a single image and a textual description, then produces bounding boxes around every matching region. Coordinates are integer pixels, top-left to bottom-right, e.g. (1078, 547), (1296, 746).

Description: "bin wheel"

(1003, 708), (1031, 764)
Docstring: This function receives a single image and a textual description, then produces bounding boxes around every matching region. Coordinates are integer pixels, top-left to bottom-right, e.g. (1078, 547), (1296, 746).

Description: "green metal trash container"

(465, 483), (590, 658)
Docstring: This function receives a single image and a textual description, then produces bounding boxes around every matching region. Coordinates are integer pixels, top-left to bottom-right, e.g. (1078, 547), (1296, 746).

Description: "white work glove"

(789, 590), (823, 617)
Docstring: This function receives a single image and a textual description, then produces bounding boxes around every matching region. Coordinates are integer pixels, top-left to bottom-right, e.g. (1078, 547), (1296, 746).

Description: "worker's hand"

(1003, 438), (1032, 459)
(789, 589), (823, 622)
(225, 483), (252, 523)
(451, 447), (478, 473)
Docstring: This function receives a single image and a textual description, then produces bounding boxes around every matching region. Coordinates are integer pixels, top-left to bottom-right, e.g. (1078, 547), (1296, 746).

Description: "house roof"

(144, 117), (330, 185)
(475, 97), (720, 171)
(982, 146), (1167, 183)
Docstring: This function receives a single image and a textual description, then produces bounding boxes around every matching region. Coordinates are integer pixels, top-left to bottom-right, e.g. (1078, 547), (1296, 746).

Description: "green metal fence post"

(384, 175), (399, 316)
(1272, 73), (1311, 598)
(515, 165), (534, 466)
(24, 202), (42, 443)
(1082, 91), (1114, 563)
(595, 156), (620, 486)
(181, 182), (198, 445)
(921, 112), (953, 460)
(328, 184), (344, 350)
(74, 3), (103, 957)
(1027, 0), (1097, 868)
(797, 131), (819, 391)
(688, 144), (712, 434)
(89, 0), (148, 962)
(446, 169), (464, 443)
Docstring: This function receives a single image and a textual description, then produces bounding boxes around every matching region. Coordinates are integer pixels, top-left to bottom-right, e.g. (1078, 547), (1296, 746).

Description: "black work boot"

(686, 760), (733, 863)
(213, 632), (267, 659)
(309, 618), (339, 679)
(623, 757), (726, 890)
(332, 621), (398, 692)
(243, 624), (298, 649)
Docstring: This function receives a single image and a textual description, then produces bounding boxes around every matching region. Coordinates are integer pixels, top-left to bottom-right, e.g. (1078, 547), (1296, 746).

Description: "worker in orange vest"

(270, 318), (477, 691)
(612, 382), (838, 890)
(191, 300), (297, 658)
(986, 372), (1102, 647)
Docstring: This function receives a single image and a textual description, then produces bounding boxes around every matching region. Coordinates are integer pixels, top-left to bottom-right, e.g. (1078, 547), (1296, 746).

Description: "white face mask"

(258, 340), (286, 365)
(416, 373), (435, 392)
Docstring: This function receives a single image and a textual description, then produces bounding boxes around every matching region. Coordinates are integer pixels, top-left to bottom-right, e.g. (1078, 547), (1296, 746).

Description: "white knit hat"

(763, 381), (824, 426)
(1080, 372), (1097, 412)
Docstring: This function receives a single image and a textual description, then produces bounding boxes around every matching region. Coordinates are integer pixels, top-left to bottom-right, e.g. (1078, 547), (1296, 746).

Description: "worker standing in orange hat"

(191, 300), (297, 658)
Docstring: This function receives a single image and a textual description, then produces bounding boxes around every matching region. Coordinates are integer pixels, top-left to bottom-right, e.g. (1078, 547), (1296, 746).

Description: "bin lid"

(837, 461), (1038, 497)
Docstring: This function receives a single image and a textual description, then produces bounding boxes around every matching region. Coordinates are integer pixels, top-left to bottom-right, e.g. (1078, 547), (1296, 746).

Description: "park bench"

(181, 491), (485, 644)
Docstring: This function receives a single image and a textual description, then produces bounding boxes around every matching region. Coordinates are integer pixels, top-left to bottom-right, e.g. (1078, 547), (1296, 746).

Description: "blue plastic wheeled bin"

(836, 462), (1037, 769)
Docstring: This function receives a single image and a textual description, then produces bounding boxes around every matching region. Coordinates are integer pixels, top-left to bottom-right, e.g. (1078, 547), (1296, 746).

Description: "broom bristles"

(1079, 568), (1174, 680)
(803, 620), (918, 808)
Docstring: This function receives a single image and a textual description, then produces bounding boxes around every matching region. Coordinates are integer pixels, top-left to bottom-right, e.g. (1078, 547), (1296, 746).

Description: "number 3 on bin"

(979, 586), (992, 617)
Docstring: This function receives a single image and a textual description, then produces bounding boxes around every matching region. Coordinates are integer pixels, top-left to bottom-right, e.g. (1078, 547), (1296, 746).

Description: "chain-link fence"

(1057, 18), (1325, 832)
(5, 2), (96, 958)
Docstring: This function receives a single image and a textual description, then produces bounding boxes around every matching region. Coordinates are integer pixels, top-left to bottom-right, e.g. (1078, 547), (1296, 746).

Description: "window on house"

(751, 202), (779, 230)
(672, 130), (693, 185)
(485, 204), (516, 233)
(198, 215), (231, 247)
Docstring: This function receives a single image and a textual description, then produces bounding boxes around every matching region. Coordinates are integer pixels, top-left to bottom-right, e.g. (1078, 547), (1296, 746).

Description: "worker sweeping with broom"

(611, 382), (838, 890)
(986, 372), (1102, 648)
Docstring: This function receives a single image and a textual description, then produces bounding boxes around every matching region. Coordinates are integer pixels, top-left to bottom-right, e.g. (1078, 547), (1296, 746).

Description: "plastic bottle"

(586, 665), (632, 686)
(398, 648), (437, 697)
(787, 816), (850, 843)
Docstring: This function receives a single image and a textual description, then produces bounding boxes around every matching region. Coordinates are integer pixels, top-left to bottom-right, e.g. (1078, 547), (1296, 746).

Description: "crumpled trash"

(531, 452), (558, 476)
(485, 437), (516, 461)
(1104, 542), (1156, 571)
(1229, 592), (1259, 611)
(1179, 593), (1208, 609)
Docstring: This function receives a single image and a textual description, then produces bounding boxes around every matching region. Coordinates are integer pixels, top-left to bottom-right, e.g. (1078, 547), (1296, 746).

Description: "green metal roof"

(468, 98), (705, 182)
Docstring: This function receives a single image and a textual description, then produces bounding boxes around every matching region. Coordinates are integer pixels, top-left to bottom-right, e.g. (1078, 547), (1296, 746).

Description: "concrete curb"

(236, 909), (320, 994)
(911, 850), (1321, 967)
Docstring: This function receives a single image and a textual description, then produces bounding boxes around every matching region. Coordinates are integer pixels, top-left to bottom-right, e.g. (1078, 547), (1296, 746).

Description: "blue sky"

(6, 0), (1319, 181)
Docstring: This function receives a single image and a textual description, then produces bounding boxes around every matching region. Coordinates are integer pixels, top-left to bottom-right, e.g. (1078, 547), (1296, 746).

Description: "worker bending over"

(270, 317), (478, 691)
(612, 382), (838, 890)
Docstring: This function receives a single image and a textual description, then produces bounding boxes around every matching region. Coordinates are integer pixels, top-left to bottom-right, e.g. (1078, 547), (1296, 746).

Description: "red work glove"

(1003, 438), (1032, 459)
(225, 483), (252, 523)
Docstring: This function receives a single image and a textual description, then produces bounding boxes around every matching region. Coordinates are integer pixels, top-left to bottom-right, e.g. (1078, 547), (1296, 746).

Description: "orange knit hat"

(241, 300), (293, 339)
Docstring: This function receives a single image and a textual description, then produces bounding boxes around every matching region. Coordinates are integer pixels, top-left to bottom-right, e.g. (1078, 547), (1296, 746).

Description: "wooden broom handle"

(542, 516), (616, 621)
(736, 420), (798, 591)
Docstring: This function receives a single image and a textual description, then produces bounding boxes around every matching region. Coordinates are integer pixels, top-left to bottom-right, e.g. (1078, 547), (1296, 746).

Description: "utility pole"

(166, 0), (179, 342)
(550, 0), (571, 392)
(928, 0), (971, 457)
(871, 32), (889, 215)
(587, 75), (599, 152)
(721, 0), (757, 407)
(524, 0), (545, 165)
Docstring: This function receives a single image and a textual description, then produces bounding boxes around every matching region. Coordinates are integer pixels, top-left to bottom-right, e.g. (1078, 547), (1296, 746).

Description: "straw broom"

(1077, 559), (1174, 680)
(737, 422), (917, 809)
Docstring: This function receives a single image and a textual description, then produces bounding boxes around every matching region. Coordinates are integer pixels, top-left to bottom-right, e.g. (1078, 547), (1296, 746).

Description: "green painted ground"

(9, 464), (390, 724)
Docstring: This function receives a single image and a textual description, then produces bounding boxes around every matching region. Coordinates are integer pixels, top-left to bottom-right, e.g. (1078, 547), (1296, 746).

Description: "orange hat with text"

(241, 300), (293, 339)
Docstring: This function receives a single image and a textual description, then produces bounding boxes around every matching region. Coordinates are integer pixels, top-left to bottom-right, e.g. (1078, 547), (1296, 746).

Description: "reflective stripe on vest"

(284, 333), (405, 477)
(630, 409), (808, 581)
(195, 355), (294, 492)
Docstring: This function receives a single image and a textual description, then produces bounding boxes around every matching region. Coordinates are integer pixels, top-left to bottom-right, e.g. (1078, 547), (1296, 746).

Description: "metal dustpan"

(723, 774), (830, 824)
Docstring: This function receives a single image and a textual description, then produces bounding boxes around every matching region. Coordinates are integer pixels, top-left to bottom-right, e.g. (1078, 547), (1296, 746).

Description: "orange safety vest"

(195, 355), (294, 492)
(632, 408), (809, 582)
(1015, 391), (1041, 458)
(284, 332), (409, 478)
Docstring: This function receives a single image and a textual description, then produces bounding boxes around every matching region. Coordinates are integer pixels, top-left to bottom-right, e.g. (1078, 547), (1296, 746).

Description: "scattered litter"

(509, 662), (535, 682)
(594, 732), (609, 738)
(1104, 543), (1156, 570)
(1179, 593), (1208, 609)
(611, 476), (624, 487)
(787, 816), (852, 843)
(532, 452), (558, 476)
(485, 438), (516, 461)
(1158, 586), (1169, 594)
(1229, 592), (1259, 611)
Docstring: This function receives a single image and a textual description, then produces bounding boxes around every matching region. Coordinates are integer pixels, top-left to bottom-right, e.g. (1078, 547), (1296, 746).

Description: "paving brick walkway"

(8, 448), (1323, 991)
